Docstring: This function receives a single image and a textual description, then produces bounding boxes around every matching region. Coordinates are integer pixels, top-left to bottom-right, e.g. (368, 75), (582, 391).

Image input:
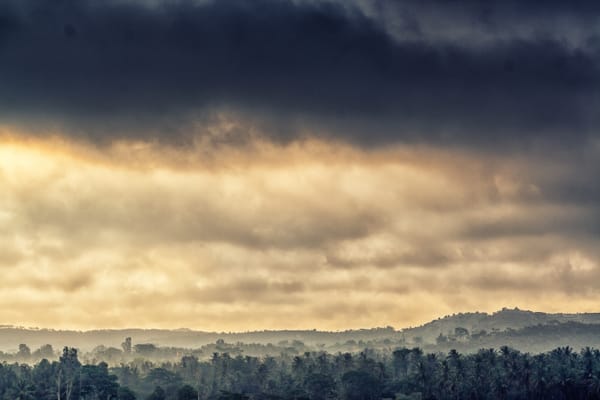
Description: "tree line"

(3, 344), (600, 399)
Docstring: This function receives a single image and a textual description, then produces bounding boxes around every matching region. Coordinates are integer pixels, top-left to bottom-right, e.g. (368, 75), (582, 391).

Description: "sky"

(0, 0), (600, 330)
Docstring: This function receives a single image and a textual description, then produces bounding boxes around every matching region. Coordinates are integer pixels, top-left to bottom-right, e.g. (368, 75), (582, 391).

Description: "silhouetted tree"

(147, 385), (166, 400)
(177, 384), (198, 400)
(122, 338), (133, 355)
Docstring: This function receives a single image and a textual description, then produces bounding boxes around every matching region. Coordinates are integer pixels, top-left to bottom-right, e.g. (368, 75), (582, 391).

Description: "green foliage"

(7, 344), (600, 399)
(80, 362), (119, 399)
(147, 385), (166, 400)
(118, 386), (137, 400)
(218, 391), (250, 400)
(304, 372), (336, 400)
(341, 370), (381, 400)
(177, 384), (197, 400)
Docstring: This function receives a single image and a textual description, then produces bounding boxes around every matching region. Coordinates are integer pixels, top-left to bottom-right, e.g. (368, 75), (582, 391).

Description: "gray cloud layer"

(0, 0), (599, 147)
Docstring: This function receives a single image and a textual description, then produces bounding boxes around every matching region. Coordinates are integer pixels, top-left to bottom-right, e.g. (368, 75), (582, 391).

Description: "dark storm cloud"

(357, 0), (600, 45)
(0, 0), (599, 146)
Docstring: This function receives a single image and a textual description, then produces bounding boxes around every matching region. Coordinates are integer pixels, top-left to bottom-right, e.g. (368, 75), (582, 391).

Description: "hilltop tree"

(122, 337), (133, 354)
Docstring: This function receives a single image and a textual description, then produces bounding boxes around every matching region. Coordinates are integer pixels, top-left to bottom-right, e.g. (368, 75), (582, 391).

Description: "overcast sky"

(1, 0), (599, 330)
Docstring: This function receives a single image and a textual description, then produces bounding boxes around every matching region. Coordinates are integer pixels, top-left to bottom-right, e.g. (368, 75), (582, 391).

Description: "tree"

(6, 378), (35, 400)
(118, 386), (137, 400)
(80, 362), (119, 400)
(32, 358), (55, 399)
(217, 392), (249, 400)
(147, 386), (166, 400)
(122, 337), (133, 354)
(57, 347), (81, 400)
(305, 373), (336, 400)
(113, 364), (140, 388)
(341, 371), (381, 400)
(145, 367), (181, 389)
(177, 384), (198, 400)
(33, 344), (55, 361)
(392, 348), (411, 379)
(18, 344), (31, 360)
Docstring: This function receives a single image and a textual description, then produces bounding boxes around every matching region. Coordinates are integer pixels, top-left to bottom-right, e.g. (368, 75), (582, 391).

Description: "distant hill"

(0, 326), (399, 353)
(431, 321), (600, 354)
(4, 308), (600, 356)
(402, 307), (600, 344)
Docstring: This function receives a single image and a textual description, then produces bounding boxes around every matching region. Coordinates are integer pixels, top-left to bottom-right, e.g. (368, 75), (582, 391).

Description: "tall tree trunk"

(65, 380), (73, 400)
(56, 369), (62, 400)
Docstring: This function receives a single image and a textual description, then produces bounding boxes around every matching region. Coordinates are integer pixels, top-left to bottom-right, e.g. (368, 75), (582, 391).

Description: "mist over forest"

(4, 308), (600, 363)
(4, 309), (600, 399)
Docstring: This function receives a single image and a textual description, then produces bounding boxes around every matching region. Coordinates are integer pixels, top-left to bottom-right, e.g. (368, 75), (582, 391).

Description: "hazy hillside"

(402, 307), (600, 343)
(0, 326), (400, 353)
(429, 321), (600, 354)
(4, 308), (600, 356)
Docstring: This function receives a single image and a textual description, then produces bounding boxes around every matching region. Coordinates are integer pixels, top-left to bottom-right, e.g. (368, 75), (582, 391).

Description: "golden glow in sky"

(1, 126), (599, 331)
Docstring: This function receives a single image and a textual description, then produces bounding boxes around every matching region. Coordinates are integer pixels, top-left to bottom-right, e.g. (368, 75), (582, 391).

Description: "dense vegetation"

(4, 345), (600, 399)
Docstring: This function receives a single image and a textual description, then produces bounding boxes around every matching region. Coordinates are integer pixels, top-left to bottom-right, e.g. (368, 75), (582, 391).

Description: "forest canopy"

(2, 344), (600, 400)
